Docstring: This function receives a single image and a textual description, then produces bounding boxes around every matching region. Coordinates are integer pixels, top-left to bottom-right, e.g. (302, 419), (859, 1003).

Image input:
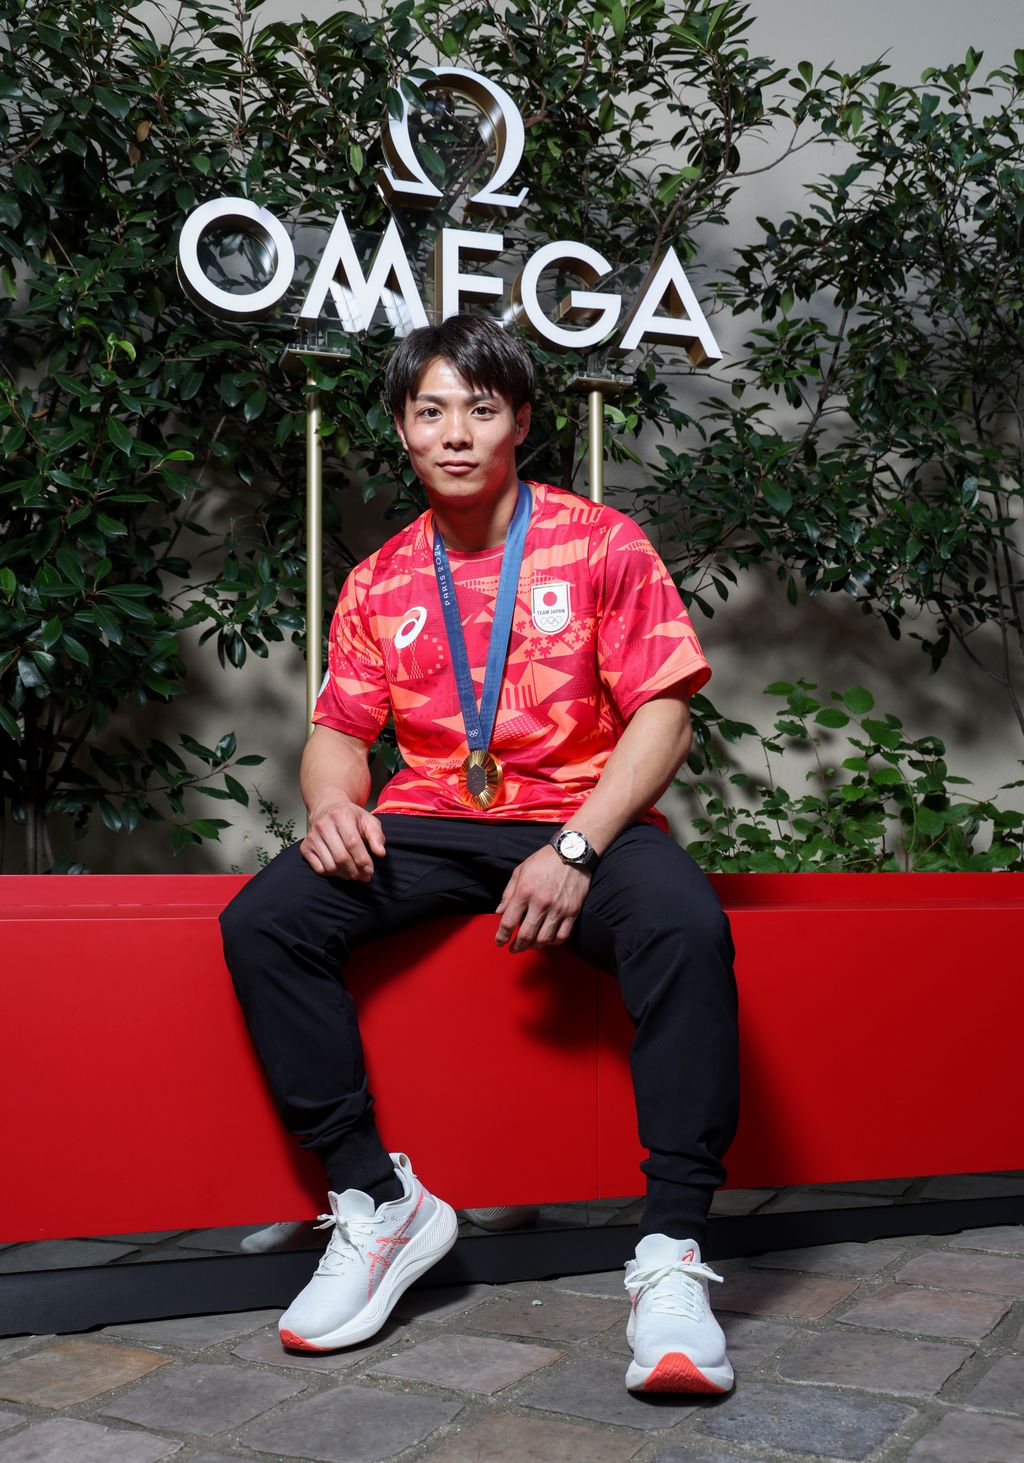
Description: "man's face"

(394, 357), (530, 508)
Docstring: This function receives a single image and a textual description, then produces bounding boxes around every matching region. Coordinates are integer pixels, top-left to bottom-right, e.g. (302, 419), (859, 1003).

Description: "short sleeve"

(595, 514), (711, 720)
(312, 561), (390, 741)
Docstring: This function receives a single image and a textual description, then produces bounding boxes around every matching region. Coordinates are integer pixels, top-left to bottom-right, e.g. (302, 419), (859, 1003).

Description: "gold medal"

(459, 750), (504, 810)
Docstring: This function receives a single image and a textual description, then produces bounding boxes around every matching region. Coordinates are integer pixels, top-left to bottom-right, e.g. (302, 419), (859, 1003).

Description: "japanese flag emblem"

(532, 581), (571, 634)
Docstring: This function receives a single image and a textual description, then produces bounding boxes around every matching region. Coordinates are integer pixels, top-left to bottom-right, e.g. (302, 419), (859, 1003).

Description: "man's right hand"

(300, 802), (387, 880)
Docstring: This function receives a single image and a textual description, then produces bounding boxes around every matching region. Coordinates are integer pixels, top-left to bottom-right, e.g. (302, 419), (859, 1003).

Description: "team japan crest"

(531, 582), (571, 634)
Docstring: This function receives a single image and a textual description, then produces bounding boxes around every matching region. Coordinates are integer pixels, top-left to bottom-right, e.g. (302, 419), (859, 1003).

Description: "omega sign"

(177, 67), (722, 363)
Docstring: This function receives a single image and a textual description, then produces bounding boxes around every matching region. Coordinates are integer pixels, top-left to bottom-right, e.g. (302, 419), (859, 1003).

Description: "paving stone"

(394, 1284), (494, 1321)
(233, 1325), (397, 1372)
(104, 1309), (281, 1348)
(708, 1189), (776, 1216)
(426, 1412), (645, 1462)
(519, 1356), (692, 1430)
(551, 1271), (626, 1300)
(98, 1360), (305, 1434)
(89, 1232), (186, 1245)
(188, 1456), (263, 1463)
(0, 1240), (139, 1272)
(0, 1340), (171, 1407)
(647, 1449), (759, 1463)
(0, 1408), (26, 1435)
(949, 1225), (1024, 1256)
(121, 1247), (224, 1264)
(465, 1290), (626, 1341)
(0, 1416), (182, 1462)
(173, 1225), (285, 1253)
(370, 1331), (561, 1393)
(838, 1283), (1012, 1340)
(963, 1353), (1024, 1414)
(904, 1409), (1024, 1461)
(241, 1384), (461, 1462)
(716, 1269), (858, 1319)
(809, 1177), (915, 1197)
(896, 1250), (1024, 1296)
(920, 1173), (1024, 1202)
(759, 1190), (891, 1213)
(0, 1339), (47, 1362)
(186, 1456), (254, 1463)
(605, 1314), (797, 1371)
(777, 1329), (972, 1396)
(751, 1238), (909, 1277)
(696, 1380), (913, 1459)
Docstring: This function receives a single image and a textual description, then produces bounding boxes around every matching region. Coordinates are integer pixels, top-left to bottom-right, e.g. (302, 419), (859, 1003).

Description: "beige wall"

(62, 0), (1023, 872)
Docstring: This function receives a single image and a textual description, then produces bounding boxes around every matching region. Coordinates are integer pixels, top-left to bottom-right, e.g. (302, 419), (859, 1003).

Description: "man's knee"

(218, 842), (303, 966)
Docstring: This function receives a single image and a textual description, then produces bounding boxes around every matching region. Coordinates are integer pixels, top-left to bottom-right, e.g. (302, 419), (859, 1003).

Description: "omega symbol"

(394, 606), (428, 648)
(380, 68), (528, 214)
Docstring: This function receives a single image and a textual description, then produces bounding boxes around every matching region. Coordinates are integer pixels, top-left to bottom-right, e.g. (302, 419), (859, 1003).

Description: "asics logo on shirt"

(394, 606), (428, 648)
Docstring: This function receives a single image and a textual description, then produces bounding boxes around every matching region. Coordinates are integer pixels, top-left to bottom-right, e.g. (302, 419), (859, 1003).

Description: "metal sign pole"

(568, 375), (628, 505)
(588, 388), (604, 505)
(305, 369), (323, 732)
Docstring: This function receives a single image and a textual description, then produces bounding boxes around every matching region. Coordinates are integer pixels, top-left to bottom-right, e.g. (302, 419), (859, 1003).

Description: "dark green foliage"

(684, 682), (1024, 871)
(646, 52), (1024, 739)
(1, 0), (1019, 870)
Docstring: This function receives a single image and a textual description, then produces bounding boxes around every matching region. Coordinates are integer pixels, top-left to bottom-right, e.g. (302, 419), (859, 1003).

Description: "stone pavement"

(2, 1214), (1024, 1462)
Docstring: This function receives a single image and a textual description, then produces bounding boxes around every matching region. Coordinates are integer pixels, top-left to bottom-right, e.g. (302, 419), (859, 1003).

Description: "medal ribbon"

(431, 481), (531, 758)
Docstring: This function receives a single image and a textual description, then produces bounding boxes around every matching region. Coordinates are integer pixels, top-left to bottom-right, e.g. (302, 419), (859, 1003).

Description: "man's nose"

(442, 412), (472, 448)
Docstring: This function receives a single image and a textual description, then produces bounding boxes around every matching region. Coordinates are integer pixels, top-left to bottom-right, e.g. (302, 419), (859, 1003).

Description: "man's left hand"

(495, 845), (592, 953)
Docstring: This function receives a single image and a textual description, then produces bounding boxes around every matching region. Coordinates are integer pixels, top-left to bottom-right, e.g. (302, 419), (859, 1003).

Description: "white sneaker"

(624, 1234), (734, 1393)
(278, 1152), (457, 1352)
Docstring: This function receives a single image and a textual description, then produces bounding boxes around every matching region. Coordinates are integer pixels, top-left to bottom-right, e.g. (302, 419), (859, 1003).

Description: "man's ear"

(393, 411), (408, 450)
(514, 403), (531, 445)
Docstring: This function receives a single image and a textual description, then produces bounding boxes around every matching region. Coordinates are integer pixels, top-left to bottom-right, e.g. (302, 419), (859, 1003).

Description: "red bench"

(3, 872), (1022, 1242)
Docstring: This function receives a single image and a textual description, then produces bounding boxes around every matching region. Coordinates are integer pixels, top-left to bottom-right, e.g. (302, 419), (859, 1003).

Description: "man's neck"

(429, 478), (522, 553)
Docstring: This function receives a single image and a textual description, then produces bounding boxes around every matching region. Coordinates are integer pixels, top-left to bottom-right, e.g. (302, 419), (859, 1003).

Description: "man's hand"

(495, 844), (591, 953)
(300, 801), (386, 880)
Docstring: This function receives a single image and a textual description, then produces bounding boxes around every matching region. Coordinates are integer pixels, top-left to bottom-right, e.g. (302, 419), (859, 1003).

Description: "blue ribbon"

(431, 481), (531, 755)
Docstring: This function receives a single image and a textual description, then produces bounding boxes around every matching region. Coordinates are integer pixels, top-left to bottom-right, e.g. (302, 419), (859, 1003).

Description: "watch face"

(560, 831), (587, 861)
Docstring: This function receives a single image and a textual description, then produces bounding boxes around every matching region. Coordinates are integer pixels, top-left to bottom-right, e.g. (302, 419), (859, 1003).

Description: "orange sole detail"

(279, 1328), (333, 1353)
(640, 1352), (729, 1394)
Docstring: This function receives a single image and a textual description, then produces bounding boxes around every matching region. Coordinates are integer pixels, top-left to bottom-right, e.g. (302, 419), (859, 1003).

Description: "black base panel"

(3, 1194), (1023, 1338)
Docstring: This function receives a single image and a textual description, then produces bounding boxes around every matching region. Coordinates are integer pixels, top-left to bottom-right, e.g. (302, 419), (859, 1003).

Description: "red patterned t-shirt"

(313, 480), (711, 827)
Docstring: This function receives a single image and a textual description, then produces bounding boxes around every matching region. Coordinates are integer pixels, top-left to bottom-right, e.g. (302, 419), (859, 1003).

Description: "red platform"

(2, 873), (1022, 1241)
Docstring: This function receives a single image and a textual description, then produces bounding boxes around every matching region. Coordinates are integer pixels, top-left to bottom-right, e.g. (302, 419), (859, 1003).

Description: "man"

(219, 314), (739, 1394)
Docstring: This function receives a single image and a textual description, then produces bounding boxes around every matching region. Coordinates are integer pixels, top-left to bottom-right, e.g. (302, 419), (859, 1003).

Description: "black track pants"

(219, 815), (739, 1243)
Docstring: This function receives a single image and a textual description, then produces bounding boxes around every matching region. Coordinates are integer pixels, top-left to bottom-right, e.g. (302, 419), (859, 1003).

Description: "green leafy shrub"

(684, 683), (1024, 871)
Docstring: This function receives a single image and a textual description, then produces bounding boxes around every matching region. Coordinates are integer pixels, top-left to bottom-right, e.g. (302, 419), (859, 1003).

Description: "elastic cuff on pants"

(319, 1121), (395, 1197)
(639, 1181), (712, 1249)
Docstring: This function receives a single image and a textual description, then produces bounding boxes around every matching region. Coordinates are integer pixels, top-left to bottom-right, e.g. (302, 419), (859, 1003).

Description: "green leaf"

(815, 708), (850, 729)
(761, 481), (792, 515)
(190, 819), (226, 840)
(94, 85), (132, 118)
(244, 388), (267, 422)
(842, 687), (875, 714)
(106, 417), (134, 454)
(764, 682), (796, 696)
(224, 774), (249, 805)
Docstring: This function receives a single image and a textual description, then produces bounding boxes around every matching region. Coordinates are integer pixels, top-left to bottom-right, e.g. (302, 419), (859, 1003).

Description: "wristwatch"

(551, 828), (599, 871)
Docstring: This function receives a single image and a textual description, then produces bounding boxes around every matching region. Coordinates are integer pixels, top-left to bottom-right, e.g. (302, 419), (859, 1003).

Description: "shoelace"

(625, 1258), (724, 1319)
(312, 1211), (379, 1276)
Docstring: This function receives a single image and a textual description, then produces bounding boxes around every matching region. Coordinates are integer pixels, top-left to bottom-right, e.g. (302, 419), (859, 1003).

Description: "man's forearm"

(300, 725), (373, 817)
(565, 691), (692, 854)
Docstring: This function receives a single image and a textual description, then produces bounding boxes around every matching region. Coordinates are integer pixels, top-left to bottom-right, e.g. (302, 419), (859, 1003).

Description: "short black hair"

(384, 314), (535, 418)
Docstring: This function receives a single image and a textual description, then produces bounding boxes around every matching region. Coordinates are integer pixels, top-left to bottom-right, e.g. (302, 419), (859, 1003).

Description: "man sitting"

(219, 313), (739, 1393)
